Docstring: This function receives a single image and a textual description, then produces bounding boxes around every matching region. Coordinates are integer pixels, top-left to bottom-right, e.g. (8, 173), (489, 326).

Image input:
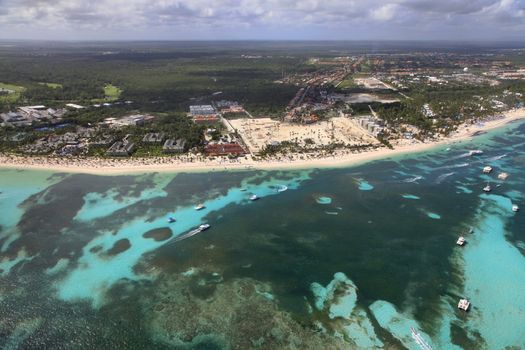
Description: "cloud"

(0, 0), (523, 40)
(371, 4), (399, 21)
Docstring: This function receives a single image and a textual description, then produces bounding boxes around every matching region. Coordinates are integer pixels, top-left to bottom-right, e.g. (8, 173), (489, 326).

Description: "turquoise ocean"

(1, 121), (525, 349)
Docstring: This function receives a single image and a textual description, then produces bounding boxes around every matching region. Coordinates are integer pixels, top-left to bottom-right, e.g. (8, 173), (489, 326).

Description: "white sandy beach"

(1, 108), (524, 175)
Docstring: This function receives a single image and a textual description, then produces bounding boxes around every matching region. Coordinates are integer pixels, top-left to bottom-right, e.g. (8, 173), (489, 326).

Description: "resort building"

(104, 114), (155, 127)
(189, 105), (216, 116)
(356, 116), (385, 137)
(106, 140), (135, 156)
(192, 115), (220, 123)
(162, 139), (186, 153)
(142, 133), (165, 143)
(65, 103), (85, 110)
(205, 142), (247, 156)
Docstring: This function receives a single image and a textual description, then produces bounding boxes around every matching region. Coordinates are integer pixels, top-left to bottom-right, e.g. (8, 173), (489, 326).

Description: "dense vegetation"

(0, 44), (304, 115)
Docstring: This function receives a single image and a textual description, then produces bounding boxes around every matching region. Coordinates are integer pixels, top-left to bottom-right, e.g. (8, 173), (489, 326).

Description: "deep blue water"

(1, 121), (524, 349)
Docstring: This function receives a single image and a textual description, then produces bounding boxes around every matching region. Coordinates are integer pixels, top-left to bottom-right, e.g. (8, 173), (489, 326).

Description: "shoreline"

(1, 108), (524, 175)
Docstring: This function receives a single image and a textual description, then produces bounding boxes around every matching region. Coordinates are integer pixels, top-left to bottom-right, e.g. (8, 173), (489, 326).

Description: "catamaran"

(458, 299), (471, 311)
(498, 172), (509, 180)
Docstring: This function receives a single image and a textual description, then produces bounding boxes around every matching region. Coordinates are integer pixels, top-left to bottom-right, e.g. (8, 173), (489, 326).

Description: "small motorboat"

(456, 236), (466, 246)
(483, 166), (493, 174)
(483, 183), (492, 192)
(250, 194), (260, 201)
(195, 204), (205, 211)
(512, 205), (519, 212)
(168, 217), (176, 223)
(277, 185), (288, 193)
(469, 150), (483, 156)
(199, 224), (211, 231)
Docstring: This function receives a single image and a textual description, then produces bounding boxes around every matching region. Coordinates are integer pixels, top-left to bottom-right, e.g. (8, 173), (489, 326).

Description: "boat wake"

(486, 154), (507, 162)
(432, 162), (469, 171)
(436, 172), (455, 184)
(403, 176), (423, 183)
(166, 225), (210, 245)
(166, 229), (201, 245)
(453, 150), (483, 160)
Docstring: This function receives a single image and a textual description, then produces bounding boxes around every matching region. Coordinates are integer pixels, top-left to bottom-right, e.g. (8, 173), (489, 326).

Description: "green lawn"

(337, 76), (356, 89)
(104, 84), (122, 100)
(91, 84), (123, 103)
(0, 82), (25, 103)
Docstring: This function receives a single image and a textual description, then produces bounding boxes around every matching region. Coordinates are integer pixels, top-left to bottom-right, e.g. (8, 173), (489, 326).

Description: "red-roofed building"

(192, 115), (220, 123)
(205, 142), (247, 156)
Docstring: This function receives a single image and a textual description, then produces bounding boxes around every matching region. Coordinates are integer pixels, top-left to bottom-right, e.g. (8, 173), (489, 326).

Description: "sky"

(0, 0), (523, 41)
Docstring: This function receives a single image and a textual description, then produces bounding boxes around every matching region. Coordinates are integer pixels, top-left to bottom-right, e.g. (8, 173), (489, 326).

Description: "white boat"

(498, 172), (509, 180)
(513, 205), (519, 212)
(411, 327), (434, 350)
(456, 236), (466, 246)
(483, 183), (492, 192)
(483, 166), (493, 174)
(277, 185), (288, 193)
(250, 194), (260, 201)
(469, 150), (483, 156)
(195, 204), (205, 210)
(458, 298), (471, 311)
(199, 224), (211, 231)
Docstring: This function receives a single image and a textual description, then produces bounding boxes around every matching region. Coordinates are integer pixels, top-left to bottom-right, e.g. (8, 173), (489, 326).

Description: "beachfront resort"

(2, 48), (525, 172)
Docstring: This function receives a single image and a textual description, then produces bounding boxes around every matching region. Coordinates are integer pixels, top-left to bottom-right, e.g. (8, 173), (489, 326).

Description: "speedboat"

(469, 150), (483, 156)
(513, 205), (519, 212)
(250, 194), (259, 201)
(195, 204), (205, 211)
(168, 217), (176, 223)
(277, 185), (288, 193)
(483, 183), (492, 192)
(199, 224), (210, 231)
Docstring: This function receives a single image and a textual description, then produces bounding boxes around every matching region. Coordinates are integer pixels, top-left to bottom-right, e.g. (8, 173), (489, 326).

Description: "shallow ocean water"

(1, 121), (525, 349)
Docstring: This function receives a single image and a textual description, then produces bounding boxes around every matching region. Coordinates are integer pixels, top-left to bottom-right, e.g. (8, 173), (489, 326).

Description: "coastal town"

(1, 49), (525, 172)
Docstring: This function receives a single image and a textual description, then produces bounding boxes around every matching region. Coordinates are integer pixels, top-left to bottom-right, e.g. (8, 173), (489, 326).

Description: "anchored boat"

(458, 299), (471, 311)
